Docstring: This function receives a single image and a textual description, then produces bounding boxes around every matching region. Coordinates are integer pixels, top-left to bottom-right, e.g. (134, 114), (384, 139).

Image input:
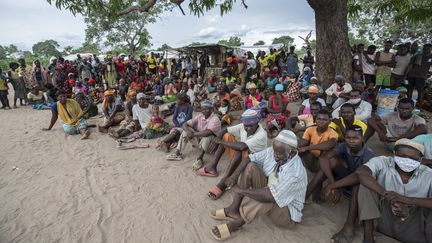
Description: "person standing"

(362, 45), (377, 85)
(406, 44), (432, 108)
(374, 40), (395, 88)
(286, 46), (300, 78)
(391, 44), (412, 89)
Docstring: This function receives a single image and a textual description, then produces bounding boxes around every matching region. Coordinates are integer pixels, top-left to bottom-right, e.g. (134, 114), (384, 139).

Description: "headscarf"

(275, 83), (284, 91)
(127, 89), (137, 98)
(241, 109), (260, 125)
(200, 99), (213, 108)
(137, 92), (145, 100)
(103, 90), (115, 108)
(247, 82), (257, 89)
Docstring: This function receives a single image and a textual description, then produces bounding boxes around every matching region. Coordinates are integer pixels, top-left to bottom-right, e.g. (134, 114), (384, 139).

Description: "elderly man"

(209, 130), (307, 241)
(196, 109), (268, 200)
(325, 75), (352, 108)
(167, 100), (221, 161)
(332, 89), (372, 122)
(366, 98), (427, 150)
(356, 139), (432, 243)
(43, 93), (90, 140)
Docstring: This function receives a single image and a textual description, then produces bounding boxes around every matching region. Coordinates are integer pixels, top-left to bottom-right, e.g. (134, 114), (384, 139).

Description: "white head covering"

(275, 130), (298, 148)
(137, 93), (145, 100)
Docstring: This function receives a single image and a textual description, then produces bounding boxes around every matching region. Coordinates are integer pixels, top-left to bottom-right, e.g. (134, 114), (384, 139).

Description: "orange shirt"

(302, 126), (338, 157)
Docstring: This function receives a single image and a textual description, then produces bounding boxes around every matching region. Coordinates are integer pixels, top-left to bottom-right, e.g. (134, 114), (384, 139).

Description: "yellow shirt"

(147, 57), (156, 69)
(258, 56), (268, 68)
(0, 77), (7, 90)
(266, 51), (279, 62)
(329, 118), (367, 141)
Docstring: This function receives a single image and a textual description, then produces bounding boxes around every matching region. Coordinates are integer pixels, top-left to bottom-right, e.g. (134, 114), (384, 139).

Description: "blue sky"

(0, 0), (316, 51)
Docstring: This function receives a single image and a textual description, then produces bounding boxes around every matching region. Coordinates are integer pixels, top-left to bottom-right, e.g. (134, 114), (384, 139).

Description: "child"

(8, 62), (27, 108)
(299, 85), (326, 115)
(0, 68), (11, 109)
(162, 77), (177, 103)
(144, 105), (169, 139)
(216, 99), (233, 126)
(300, 76), (323, 98)
(245, 82), (262, 109)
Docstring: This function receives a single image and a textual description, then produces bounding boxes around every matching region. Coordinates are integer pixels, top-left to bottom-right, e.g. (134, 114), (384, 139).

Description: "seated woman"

(298, 85), (326, 115)
(162, 77), (177, 103)
(159, 93), (193, 152)
(228, 85), (244, 111)
(74, 90), (98, 118)
(43, 92), (90, 140)
(109, 90), (138, 138)
(244, 82), (263, 109)
(97, 90), (126, 133)
(266, 83), (290, 138)
(27, 86), (51, 110)
(193, 77), (208, 111)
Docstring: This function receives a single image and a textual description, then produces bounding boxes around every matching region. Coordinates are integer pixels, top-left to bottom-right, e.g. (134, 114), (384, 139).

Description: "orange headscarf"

(103, 90), (115, 108)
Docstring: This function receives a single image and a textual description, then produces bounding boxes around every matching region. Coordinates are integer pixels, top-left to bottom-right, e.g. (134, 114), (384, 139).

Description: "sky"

(0, 0), (316, 52)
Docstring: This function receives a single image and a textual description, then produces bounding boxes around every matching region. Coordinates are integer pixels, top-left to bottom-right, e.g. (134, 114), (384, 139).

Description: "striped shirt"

(249, 148), (307, 222)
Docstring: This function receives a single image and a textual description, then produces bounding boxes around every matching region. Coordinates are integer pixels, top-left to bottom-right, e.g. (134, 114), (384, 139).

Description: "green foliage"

(253, 40), (265, 46)
(32, 40), (61, 58)
(187, 42), (207, 47)
(157, 43), (172, 50)
(62, 46), (75, 55)
(271, 35), (294, 46)
(217, 36), (243, 46)
(0, 44), (19, 58)
(348, 32), (373, 47)
(74, 41), (101, 54)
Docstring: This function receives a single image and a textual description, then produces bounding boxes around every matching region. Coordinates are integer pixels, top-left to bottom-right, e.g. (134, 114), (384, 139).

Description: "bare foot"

(331, 225), (355, 243)
(80, 130), (90, 140)
(160, 142), (170, 153)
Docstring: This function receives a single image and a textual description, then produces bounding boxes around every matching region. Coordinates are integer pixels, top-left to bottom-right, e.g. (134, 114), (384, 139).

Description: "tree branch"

(118, 0), (157, 16)
(241, 0), (248, 9)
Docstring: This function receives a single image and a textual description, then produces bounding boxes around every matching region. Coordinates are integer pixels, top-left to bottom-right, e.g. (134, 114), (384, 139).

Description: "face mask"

(394, 156), (420, 172)
(348, 98), (361, 104)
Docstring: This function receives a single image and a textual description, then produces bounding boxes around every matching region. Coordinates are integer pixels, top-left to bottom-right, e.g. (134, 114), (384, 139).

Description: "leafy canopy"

(218, 36), (243, 46)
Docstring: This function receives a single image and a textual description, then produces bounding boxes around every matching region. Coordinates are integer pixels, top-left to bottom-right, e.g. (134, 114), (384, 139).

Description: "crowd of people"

(0, 41), (431, 243)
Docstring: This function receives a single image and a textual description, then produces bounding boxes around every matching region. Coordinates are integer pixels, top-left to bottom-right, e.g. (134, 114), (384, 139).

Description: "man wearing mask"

(332, 89), (372, 122)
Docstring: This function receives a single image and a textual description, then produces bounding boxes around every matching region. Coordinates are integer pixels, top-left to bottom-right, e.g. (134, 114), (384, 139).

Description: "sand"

(0, 100), (415, 243)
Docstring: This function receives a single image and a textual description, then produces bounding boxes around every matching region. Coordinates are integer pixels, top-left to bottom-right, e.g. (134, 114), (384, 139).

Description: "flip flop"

(192, 159), (203, 171)
(166, 153), (183, 161)
(210, 208), (234, 221)
(211, 224), (232, 241)
(208, 186), (223, 200)
(197, 168), (218, 177)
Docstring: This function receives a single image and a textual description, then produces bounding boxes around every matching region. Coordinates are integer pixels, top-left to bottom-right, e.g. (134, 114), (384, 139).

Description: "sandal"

(208, 186), (223, 200)
(166, 153), (183, 161)
(210, 208), (234, 221)
(192, 159), (203, 171)
(196, 167), (218, 177)
(211, 224), (232, 241)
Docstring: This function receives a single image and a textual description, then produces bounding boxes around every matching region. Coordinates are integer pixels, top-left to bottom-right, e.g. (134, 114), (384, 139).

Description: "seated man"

(366, 98), (427, 150)
(413, 134), (432, 168)
(332, 89), (372, 122)
(43, 92), (90, 140)
(298, 110), (338, 201)
(167, 100), (221, 161)
(98, 90), (126, 133)
(197, 109), (268, 200)
(325, 75), (352, 108)
(111, 92), (150, 139)
(287, 101), (321, 133)
(329, 103), (367, 141)
(357, 139), (432, 243)
(319, 125), (376, 242)
(209, 130), (307, 241)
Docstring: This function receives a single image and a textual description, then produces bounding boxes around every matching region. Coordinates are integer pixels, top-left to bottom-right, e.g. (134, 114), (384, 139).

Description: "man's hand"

(383, 191), (408, 205)
(322, 184), (341, 204)
(42, 128), (51, 131)
(225, 175), (238, 189)
(298, 146), (309, 153)
(387, 137), (399, 143)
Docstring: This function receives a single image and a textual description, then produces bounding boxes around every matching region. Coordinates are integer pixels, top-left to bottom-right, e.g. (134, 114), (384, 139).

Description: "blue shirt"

(173, 104), (193, 127)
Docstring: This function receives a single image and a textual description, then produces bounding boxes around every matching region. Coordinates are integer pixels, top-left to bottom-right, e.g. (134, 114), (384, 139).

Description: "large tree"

(253, 40), (265, 46)
(32, 40), (61, 58)
(272, 35), (294, 46)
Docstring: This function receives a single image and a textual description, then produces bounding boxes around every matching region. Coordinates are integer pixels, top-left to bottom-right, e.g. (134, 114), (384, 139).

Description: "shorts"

(390, 73), (405, 89)
(376, 74), (391, 87)
(408, 77), (426, 92)
(63, 119), (88, 135)
(301, 152), (320, 173)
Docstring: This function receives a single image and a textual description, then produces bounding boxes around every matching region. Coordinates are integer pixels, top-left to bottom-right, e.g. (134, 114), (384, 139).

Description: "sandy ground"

(2, 96), (428, 243)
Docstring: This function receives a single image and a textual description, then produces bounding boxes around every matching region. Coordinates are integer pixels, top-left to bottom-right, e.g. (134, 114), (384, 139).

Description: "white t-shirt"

(392, 54), (412, 76)
(132, 104), (152, 129)
(227, 123), (268, 153)
(361, 53), (377, 75)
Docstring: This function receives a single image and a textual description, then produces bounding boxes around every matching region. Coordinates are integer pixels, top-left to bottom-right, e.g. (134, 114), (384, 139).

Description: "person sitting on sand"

(286, 101), (321, 133)
(159, 93), (193, 152)
(348, 139), (431, 243)
(331, 89), (372, 122)
(298, 110), (338, 202)
(98, 90), (126, 133)
(300, 76), (323, 98)
(325, 75), (352, 108)
(193, 77), (208, 111)
(316, 125), (376, 243)
(43, 92), (90, 139)
(244, 82), (262, 109)
(109, 90), (138, 138)
(74, 90), (98, 118)
(27, 86), (51, 110)
(197, 109), (268, 200)
(162, 77), (177, 103)
(266, 84), (290, 138)
(365, 98), (427, 150)
(209, 130), (307, 241)
(329, 103), (367, 142)
(298, 85), (326, 115)
(142, 104), (170, 139)
(166, 100), (221, 161)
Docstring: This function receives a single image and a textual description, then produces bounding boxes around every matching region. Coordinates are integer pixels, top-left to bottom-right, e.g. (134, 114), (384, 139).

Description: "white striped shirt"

(249, 148), (307, 222)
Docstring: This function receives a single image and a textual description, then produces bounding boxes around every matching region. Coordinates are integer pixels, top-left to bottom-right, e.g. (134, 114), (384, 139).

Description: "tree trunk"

(307, 0), (352, 89)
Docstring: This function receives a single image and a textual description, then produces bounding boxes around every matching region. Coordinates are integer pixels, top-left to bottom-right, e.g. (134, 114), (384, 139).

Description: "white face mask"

(394, 156), (420, 172)
(348, 98), (362, 104)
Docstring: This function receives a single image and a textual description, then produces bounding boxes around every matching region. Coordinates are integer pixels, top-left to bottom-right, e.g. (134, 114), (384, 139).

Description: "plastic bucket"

(376, 89), (399, 115)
